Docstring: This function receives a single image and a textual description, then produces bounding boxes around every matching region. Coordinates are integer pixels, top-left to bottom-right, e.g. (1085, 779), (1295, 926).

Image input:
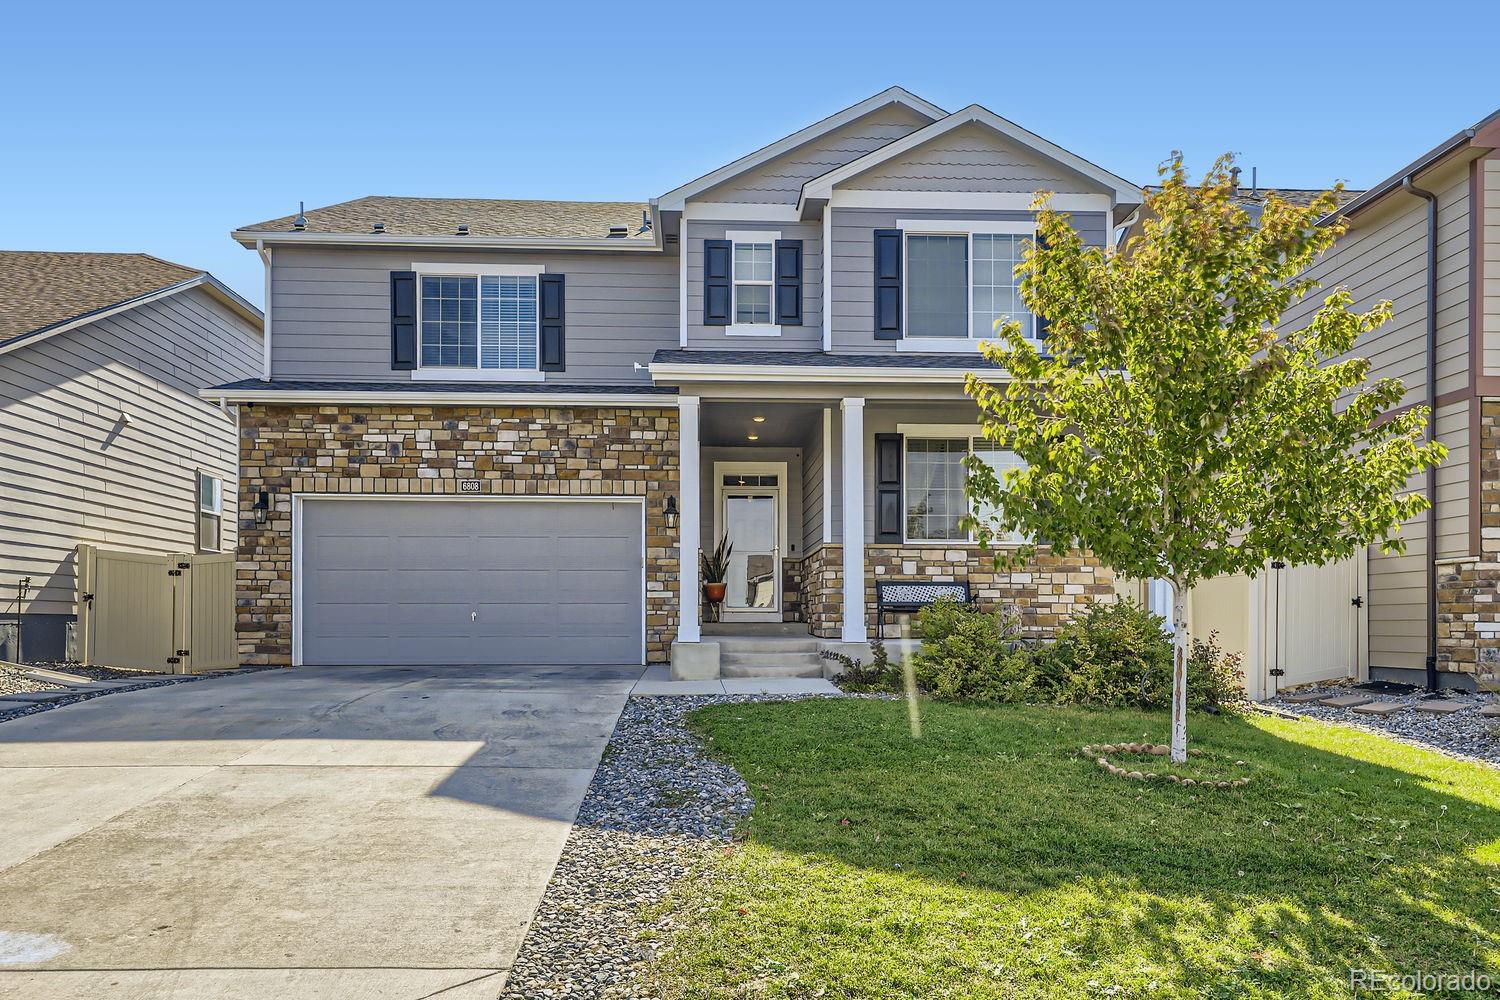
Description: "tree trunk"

(1170, 578), (1189, 764)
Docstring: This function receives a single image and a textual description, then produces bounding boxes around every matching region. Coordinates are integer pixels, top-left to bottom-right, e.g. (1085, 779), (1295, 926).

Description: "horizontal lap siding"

(802, 413), (826, 552)
(829, 208), (1107, 353)
(1279, 160), (1472, 671)
(270, 246), (677, 383)
(699, 104), (934, 205)
(0, 290), (261, 616)
(845, 122), (1103, 195)
(684, 220), (822, 350)
(1483, 158), (1500, 374)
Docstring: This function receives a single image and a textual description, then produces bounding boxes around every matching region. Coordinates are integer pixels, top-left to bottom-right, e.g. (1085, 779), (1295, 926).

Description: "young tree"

(965, 154), (1446, 763)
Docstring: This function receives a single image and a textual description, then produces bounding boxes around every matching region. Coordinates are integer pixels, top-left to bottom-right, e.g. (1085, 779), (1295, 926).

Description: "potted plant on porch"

(701, 535), (732, 623)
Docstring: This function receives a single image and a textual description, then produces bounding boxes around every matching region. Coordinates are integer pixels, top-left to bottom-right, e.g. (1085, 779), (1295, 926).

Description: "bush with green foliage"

(819, 636), (900, 692)
(888, 598), (1245, 710)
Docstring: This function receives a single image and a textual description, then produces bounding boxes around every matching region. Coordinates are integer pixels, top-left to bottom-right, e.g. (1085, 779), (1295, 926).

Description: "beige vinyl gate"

(75, 544), (236, 673)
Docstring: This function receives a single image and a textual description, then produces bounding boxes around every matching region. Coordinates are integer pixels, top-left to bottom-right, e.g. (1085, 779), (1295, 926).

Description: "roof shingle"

(0, 251), (203, 347)
(237, 196), (653, 241)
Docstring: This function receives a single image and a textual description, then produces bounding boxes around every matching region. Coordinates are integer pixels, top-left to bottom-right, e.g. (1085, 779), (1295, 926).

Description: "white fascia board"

(230, 231), (664, 253)
(0, 274), (263, 358)
(201, 388), (681, 407)
(799, 105), (1142, 212)
(655, 86), (946, 212)
(647, 362), (998, 384)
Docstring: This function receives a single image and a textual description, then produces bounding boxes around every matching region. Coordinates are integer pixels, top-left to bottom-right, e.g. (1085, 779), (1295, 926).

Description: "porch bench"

(874, 580), (974, 633)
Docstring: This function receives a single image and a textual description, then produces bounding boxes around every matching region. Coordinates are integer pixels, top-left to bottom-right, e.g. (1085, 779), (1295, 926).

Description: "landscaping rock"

(1281, 690), (1329, 704)
(1266, 687), (1498, 766)
(1351, 700), (1405, 717)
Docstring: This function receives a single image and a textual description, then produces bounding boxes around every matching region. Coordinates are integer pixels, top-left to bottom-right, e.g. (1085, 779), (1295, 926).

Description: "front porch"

(670, 393), (1117, 680)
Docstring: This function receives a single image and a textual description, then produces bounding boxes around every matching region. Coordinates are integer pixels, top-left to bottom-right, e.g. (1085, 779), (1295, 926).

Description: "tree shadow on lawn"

(683, 699), (1500, 998)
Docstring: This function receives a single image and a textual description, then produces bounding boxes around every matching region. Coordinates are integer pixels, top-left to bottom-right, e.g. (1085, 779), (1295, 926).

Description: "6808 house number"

(458, 479), (486, 494)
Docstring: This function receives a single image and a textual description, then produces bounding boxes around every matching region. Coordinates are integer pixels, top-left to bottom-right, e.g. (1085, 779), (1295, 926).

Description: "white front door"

(714, 463), (786, 623)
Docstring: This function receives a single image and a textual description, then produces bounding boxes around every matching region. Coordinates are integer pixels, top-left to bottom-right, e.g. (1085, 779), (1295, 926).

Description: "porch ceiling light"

(747, 434), (759, 441)
(752, 415), (766, 423)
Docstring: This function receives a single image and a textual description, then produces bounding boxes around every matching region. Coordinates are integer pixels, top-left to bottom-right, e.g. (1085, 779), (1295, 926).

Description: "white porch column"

(840, 397), (867, 643)
(677, 395), (701, 643)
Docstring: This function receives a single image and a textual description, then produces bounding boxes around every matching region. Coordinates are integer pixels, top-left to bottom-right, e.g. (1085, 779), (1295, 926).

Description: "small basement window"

(197, 472), (223, 552)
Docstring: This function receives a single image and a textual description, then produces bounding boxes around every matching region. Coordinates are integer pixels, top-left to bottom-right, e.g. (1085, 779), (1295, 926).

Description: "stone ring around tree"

(1081, 743), (1252, 788)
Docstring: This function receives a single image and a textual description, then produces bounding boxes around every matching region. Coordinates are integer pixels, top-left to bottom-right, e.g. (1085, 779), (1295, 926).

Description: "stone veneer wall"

(796, 543), (1114, 639)
(1435, 399), (1500, 679)
(237, 404), (679, 666)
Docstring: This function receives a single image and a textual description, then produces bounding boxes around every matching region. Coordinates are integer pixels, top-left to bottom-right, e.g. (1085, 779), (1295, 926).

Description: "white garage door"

(298, 499), (644, 666)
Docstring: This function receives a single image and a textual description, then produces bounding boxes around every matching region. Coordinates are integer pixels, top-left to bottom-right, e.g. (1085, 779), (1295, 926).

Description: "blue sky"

(3, 0), (1495, 307)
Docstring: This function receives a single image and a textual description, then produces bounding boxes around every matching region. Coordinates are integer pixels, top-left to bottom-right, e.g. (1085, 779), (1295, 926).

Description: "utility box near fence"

(75, 544), (237, 674)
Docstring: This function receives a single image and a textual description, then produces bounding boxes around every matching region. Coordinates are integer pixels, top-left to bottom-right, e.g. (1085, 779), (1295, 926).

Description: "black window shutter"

(874, 433), (904, 542)
(390, 271), (417, 370)
(774, 239), (802, 325)
(1031, 230), (1049, 343)
(539, 273), (566, 371)
(703, 239), (732, 325)
(873, 229), (902, 340)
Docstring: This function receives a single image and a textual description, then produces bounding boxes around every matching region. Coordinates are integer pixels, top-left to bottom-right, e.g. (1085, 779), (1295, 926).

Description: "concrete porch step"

(714, 636), (820, 654)
(721, 656), (825, 680)
(703, 622), (811, 637)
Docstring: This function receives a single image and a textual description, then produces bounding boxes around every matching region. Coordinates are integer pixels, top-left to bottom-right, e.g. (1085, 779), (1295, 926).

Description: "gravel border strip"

(1261, 687), (1498, 767)
(499, 693), (840, 1000)
(0, 665), (280, 725)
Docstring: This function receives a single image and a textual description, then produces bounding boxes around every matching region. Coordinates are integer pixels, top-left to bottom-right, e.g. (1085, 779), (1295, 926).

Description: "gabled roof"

(797, 104), (1141, 216)
(233, 196), (653, 247)
(0, 251), (261, 355)
(654, 86), (947, 212)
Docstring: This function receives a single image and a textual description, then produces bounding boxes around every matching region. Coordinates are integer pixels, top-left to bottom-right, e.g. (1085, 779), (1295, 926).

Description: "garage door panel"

(301, 500), (643, 666)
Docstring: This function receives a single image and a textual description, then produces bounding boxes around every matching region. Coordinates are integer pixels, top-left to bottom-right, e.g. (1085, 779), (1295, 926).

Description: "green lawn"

(645, 700), (1500, 999)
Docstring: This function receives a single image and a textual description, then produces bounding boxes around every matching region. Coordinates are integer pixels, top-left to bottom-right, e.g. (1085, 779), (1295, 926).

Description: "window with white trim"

(904, 435), (1028, 543)
(419, 272), (538, 370)
(903, 224), (1036, 341)
(726, 230), (780, 334)
(197, 471), (223, 553)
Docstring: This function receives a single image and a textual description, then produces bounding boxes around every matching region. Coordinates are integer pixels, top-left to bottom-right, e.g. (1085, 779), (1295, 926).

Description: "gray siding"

(829, 208), (1107, 353)
(684, 220), (822, 350)
(1484, 156), (1500, 375)
(699, 104), (934, 205)
(801, 409), (827, 552)
(844, 122), (1106, 195)
(269, 246), (677, 384)
(0, 289), (262, 618)
(1278, 158), (1472, 672)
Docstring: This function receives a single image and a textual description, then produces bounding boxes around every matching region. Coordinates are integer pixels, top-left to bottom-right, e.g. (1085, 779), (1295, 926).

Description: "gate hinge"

(1268, 668), (1286, 677)
(167, 569), (183, 577)
(177, 562), (191, 570)
(81, 592), (94, 604)
(176, 649), (190, 657)
(1351, 596), (1364, 608)
(1270, 560), (1287, 570)
(166, 656), (182, 665)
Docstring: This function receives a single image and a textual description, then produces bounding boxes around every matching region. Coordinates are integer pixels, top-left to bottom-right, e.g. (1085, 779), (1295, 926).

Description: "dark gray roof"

(237, 196), (652, 241)
(651, 349), (1003, 369)
(209, 378), (675, 394)
(0, 251), (205, 347)
(1143, 185), (1363, 210)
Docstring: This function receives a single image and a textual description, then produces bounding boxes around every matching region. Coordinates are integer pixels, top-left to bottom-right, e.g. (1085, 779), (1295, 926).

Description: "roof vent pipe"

(638, 209), (652, 234)
(1402, 174), (1440, 693)
(1229, 166), (1241, 194)
(607, 226), (629, 238)
(372, 221), (386, 234)
(292, 201), (307, 231)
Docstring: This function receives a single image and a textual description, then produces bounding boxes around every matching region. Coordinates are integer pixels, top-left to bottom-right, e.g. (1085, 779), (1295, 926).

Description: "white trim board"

(647, 362), (987, 384)
(203, 388), (680, 407)
(291, 493), (649, 667)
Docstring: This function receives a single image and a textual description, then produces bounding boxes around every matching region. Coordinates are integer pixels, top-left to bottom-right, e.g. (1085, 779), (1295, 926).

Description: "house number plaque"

(458, 479), (486, 494)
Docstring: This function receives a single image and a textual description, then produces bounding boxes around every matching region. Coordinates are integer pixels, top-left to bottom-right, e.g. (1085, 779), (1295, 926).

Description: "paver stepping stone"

(1480, 704), (1500, 718)
(1318, 694), (1373, 708)
(1351, 700), (1405, 716)
(1414, 699), (1467, 715)
(1281, 691), (1329, 704)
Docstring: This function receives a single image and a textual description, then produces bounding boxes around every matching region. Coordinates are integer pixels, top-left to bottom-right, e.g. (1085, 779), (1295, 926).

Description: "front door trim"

(711, 462), (789, 623)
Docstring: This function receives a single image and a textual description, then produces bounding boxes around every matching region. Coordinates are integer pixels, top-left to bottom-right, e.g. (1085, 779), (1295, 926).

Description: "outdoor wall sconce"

(664, 495), (678, 529)
(252, 489), (271, 526)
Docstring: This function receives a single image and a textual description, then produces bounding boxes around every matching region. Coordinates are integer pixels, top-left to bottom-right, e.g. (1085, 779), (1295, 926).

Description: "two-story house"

(209, 87), (1143, 677)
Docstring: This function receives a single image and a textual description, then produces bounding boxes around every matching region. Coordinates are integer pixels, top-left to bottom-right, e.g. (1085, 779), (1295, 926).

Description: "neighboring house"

(0, 251), (264, 662)
(208, 86), (1148, 676)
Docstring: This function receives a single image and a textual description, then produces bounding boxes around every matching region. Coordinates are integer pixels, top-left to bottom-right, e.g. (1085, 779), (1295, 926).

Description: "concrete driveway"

(0, 663), (641, 1000)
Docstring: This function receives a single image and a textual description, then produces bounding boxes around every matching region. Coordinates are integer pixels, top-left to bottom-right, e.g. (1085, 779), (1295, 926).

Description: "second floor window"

(905, 226), (1035, 341)
(420, 274), (538, 370)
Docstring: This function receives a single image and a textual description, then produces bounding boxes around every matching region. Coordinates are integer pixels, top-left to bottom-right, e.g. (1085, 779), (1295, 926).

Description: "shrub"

(1037, 601), (1174, 708)
(821, 636), (901, 693)
(1187, 631), (1247, 710)
(909, 599), (1039, 702)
